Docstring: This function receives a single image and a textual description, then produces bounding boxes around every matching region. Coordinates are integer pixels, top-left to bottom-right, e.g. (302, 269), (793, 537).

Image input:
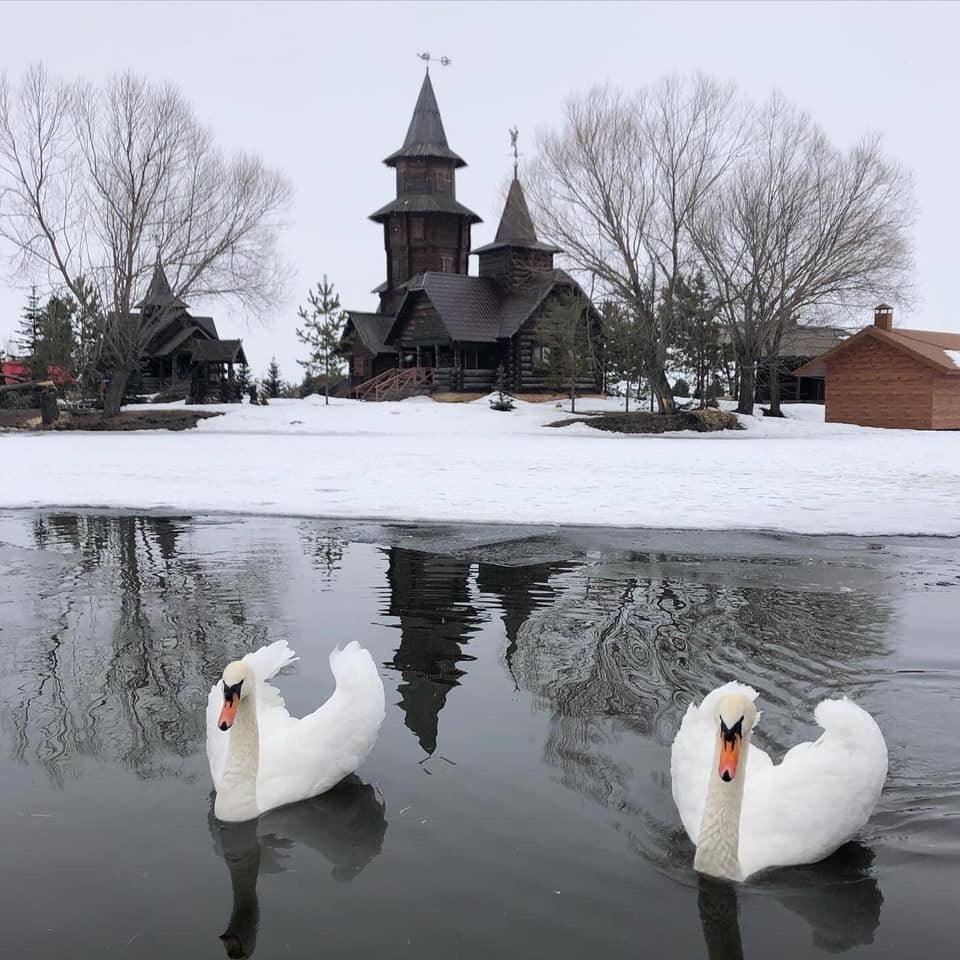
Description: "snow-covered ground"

(2, 395), (959, 536)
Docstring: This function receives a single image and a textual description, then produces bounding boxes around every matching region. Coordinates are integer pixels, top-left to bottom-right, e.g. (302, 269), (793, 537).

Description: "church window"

(440, 255), (454, 273)
(411, 217), (424, 240)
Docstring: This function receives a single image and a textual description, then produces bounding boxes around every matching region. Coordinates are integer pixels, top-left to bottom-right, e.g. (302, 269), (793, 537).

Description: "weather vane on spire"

(509, 127), (520, 179)
(416, 52), (452, 74)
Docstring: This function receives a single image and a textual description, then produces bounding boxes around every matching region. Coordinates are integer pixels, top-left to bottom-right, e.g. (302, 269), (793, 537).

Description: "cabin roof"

(388, 268), (580, 344)
(777, 323), (849, 358)
(345, 312), (397, 355)
(795, 325), (960, 378)
(192, 339), (246, 365)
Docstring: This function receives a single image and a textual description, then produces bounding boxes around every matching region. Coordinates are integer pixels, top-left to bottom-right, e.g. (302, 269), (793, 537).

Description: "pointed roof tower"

(137, 253), (187, 310)
(473, 176), (560, 255)
(383, 72), (466, 168)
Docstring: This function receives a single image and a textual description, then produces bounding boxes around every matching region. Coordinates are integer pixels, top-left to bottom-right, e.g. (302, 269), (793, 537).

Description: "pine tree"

(72, 276), (104, 400)
(264, 357), (282, 398)
(602, 300), (646, 413)
(35, 294), (77, 377)
(16, 287), (43, 375)
(534, 288), (596, 414)
(669, 273), (723, 410)
(296, 276), (345, 406)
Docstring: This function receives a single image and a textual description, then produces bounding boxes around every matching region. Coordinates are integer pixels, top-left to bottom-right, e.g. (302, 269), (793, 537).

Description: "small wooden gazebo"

(188, 340), (247, 404)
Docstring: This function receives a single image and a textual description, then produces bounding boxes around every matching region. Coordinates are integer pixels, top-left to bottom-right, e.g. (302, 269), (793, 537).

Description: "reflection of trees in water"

(512, 572), (891, 828)
(2, 515), (287, 783)
(383, 548), (481, 755)
(297, 524), (346, 582)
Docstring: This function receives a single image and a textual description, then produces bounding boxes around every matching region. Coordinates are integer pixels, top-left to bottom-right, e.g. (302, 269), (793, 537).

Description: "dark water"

(0, 514), (957, 959)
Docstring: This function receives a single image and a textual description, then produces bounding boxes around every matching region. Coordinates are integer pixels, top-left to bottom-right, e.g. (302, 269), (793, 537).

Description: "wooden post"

(39, 385), (59, 425)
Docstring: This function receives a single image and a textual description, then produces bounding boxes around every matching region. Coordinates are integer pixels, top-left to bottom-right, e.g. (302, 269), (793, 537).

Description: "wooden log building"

(795, 305), (960, 429)
(342, 72), (601, 396)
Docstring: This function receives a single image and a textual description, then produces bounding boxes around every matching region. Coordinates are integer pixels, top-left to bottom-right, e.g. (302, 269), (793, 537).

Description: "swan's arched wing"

(257, 642), (385, 815)
(671, 682), (767, 844)
(739, 698), (888, 879)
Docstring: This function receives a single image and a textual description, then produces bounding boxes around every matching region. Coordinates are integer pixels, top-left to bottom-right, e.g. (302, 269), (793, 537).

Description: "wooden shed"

(794, 305), (960, 429)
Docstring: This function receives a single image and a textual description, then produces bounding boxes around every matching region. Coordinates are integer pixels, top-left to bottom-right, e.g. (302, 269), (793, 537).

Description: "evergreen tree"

(16, 287), (43, 374)
(534, 288), (596, 414)
(602, 300), (646, 413)
(36, 293), (77, 376)
(296, 276), (345, 406)
(237, 361), (250, 399)
(264, 357), (282, 398)
(72, 276), (105, 400)
(669, 273), (723, 410)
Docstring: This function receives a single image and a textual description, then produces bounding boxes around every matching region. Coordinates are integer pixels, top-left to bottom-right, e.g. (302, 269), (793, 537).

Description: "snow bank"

(2, 396), (958, 536)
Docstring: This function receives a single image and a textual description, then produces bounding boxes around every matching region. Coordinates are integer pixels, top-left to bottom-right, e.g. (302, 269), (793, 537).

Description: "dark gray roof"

(472, 177), (560, 255)
(192, 339), (246, 364)
(344, 312), (397, 355)
(151, 325), (205, 358)
(137, 256), (188, 310)
(389, 268), (581, 344)
(191, 315), (218, 338)
(383, 73), (466, 168)
(778, 323), (848, 357)
(369, 194), (481, 224)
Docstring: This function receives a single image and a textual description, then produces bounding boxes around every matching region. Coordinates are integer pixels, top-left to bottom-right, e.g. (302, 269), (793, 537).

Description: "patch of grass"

(547, 409), (742, 434)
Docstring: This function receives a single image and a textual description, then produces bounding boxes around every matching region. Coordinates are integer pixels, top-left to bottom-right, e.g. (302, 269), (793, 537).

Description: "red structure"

(795, 306), (960, 429)
(0, 360), (75, 387)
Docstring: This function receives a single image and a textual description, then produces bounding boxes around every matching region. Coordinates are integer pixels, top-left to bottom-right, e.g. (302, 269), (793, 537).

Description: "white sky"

(1, 0), (958, 380)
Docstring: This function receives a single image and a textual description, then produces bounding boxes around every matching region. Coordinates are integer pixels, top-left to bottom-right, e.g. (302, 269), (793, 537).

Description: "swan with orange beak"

(671, 682), (887, 882)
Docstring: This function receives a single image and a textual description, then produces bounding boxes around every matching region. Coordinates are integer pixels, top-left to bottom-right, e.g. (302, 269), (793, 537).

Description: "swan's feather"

(207, 640), (385, 817)
(670, 685), (888, 880)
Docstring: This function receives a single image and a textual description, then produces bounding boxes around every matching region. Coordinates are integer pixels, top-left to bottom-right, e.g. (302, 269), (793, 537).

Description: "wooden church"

(342, 72), (601, 397)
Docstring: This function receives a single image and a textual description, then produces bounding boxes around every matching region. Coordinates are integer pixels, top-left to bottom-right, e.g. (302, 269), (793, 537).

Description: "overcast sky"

(1, 0), (958, 379)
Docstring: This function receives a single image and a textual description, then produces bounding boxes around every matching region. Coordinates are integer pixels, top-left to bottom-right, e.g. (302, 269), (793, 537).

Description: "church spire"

(383, 72), (466, 168)
(137, 252), (187, 310)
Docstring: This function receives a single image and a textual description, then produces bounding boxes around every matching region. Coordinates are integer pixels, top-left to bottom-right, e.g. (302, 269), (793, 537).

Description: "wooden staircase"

(353, 366), (433, 401)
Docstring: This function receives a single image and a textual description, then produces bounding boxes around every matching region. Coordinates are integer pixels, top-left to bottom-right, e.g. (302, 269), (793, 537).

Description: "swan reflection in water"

(697, 841), (883, 958)
(208, 776), (388, 958)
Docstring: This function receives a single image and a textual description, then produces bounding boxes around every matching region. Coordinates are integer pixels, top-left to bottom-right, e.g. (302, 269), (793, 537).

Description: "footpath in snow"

(2, 395), (958, 536)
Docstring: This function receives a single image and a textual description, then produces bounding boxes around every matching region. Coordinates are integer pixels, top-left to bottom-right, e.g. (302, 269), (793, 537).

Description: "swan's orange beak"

(719, 734), (740, 782)
(218, 695), (239, 731)
(718, 716), (743, 782)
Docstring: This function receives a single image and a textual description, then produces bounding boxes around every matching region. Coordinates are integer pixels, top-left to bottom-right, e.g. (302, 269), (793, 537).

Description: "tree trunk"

(737, 361), (756, 415)
(324, 354), (330, 406)
(103, 369), (131, 417)
(650, 365), (676, 415)
(570, 381), (576, 414)
(767, 356), (783, 417)
(625, 380), (631, 414)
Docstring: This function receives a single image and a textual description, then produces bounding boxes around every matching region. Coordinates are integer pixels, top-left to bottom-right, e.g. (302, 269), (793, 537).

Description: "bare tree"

(691, 96), (915, 415)
(0, 65), (291, 415)
(529, 76), (743, 414)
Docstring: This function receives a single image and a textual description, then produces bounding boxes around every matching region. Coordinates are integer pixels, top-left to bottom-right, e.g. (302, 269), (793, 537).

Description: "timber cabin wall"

(932, 376), (960, 429)
(511, 300), (601, 393)
(825, 336), (935, 429)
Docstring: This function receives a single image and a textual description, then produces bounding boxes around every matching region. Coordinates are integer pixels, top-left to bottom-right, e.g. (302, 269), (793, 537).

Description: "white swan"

(671, 682), (887, 881)
(206, 640), (385, 822)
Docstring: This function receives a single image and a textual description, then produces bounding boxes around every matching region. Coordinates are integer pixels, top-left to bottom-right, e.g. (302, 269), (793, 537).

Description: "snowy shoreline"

(3, 394), (959, 537)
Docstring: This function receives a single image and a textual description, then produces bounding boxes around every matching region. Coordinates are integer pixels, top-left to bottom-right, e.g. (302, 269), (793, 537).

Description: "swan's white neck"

(694, 735), (750, 882)
(215, 691), (260, 822)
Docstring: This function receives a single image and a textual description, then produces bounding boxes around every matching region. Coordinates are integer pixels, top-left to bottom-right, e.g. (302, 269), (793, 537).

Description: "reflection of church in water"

(383, 547), (569, 754)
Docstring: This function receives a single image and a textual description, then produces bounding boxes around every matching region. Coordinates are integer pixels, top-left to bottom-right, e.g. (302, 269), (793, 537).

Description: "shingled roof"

(383, 73), (466, 168)
(192, 339), (246, 365)
(369, 194), (481, 224)
(795, 326), (960, 379)
(136, 255), (188, 311)
(344, 312), (397, 355)
(388, 268), (581, 344)
(472, 177), (560, 255)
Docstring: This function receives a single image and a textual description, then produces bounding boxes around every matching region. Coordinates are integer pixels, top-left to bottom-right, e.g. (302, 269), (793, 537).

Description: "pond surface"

(0, 513), (957, 959)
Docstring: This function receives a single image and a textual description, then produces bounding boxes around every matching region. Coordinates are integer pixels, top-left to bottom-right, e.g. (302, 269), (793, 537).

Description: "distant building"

(132, 256), (247, 401)
(0, 359), (74, 387)
(794, 305), (960, 429)
(755, 320), (849, 404)
(341, 73), (601, 396)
